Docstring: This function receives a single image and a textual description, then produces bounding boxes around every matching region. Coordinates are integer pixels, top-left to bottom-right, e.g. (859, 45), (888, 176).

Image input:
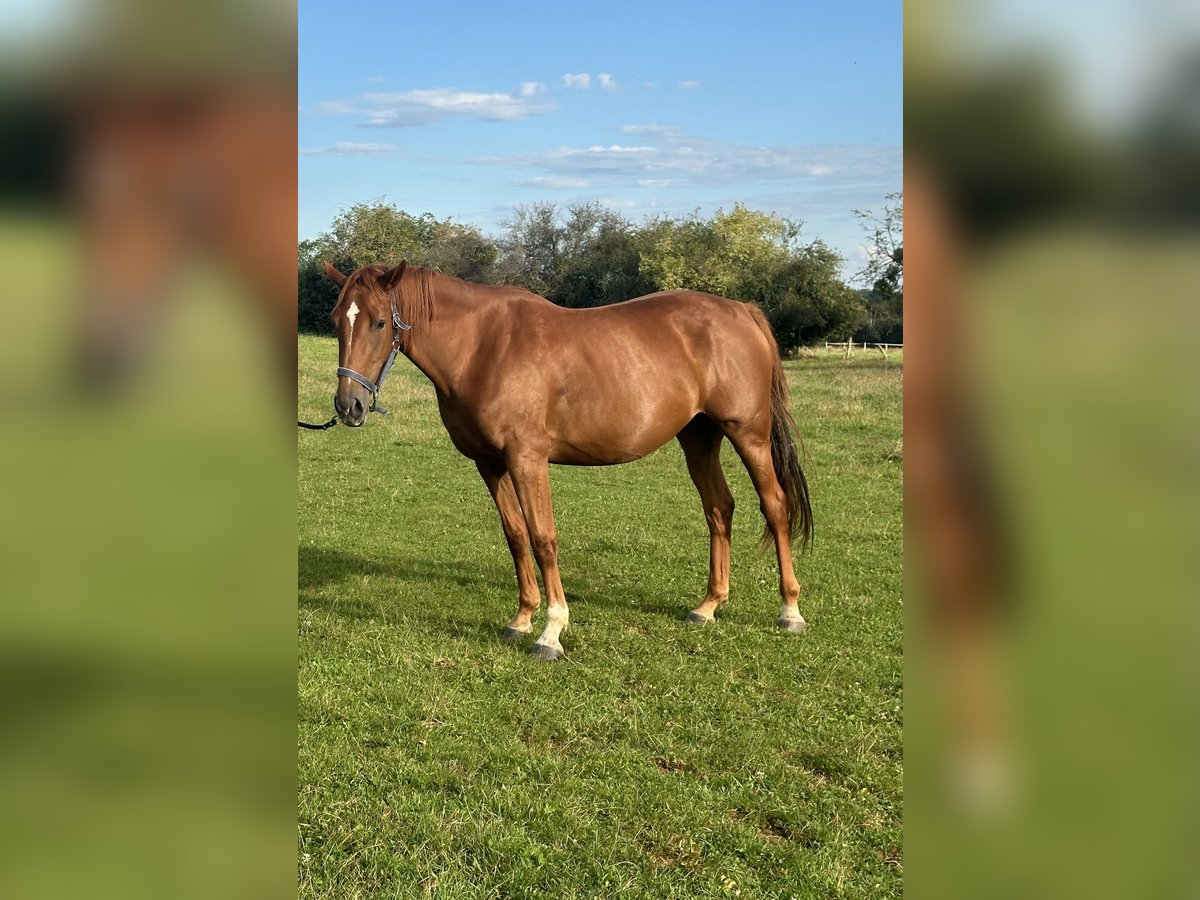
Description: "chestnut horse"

(321, 260), (813, 660)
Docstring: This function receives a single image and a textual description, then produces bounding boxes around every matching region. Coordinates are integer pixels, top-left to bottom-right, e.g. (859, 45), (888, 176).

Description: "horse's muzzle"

(333, 392), (367, 427)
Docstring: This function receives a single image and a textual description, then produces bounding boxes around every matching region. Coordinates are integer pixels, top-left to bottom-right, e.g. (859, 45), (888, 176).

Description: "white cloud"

(584, 144), (655, 153)
(561, 73), (591, 89)
(478, 125), (900, 192)
(515, 176), (591, 189)
(362, 89), (557, 126)
(312, 99), (358, 116)
(310, 85), (557, 128)
(678, 80), (703, 89)
(365, 75), (386, 84)
(622, 123), (682, 137)
(598, 73), (618, 92)
(299, 142), (403, 156)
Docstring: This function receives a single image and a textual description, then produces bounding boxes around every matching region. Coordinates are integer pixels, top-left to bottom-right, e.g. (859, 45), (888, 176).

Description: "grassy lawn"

(298, 336), (902, 899)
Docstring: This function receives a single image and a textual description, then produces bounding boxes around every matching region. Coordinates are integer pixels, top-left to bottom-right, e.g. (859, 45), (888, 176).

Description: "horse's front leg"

(505, 453), (569, 661)
(475, 461), (542, 640)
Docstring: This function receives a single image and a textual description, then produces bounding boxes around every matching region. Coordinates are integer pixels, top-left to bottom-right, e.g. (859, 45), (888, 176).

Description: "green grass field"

(298, 336), (902, 899)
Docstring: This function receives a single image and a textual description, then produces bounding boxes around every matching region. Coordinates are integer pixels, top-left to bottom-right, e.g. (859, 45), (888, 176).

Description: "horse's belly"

(548, 442), (646, 466)
(546, 405), (695, 466)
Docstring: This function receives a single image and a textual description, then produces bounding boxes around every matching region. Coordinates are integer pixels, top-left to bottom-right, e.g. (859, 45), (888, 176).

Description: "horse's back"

(547, 290), (763, 349)
(530, 290), (766, 378)
(591, 289), (774, 382)
(507, 290), (775, 463)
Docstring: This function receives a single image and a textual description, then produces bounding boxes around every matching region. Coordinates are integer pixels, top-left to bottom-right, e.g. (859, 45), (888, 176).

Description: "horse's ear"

(380, 260), (407, 292)
(323, 261), (347, 287)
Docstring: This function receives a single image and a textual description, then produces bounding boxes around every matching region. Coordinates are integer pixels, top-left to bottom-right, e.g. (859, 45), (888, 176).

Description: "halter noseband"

(335, 289), (410, 416)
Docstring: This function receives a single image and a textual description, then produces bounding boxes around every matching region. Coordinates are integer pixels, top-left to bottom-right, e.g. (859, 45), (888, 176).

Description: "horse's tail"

(746, 304), (814, 552)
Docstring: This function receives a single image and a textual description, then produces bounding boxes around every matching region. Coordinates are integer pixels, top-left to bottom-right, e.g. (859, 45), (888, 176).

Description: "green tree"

(424, 221), (499, 284)
(495, 202), (560, 297)
(297, 238), (337, 334)
(638, 204), (798, 296)
(316, 203), (437, 269)
(639, 205), (862, 352)
(757, 241), (866, 351)
(298, 200), (870, 348)
(853, 193), (903, 343)
(554, 204), (654, 307)
(297, 203), (499, 334)
(496, 202), (650, 307)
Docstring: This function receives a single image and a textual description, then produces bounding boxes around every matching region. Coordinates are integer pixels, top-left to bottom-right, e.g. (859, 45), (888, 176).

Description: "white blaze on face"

(345, 300), (359, 357)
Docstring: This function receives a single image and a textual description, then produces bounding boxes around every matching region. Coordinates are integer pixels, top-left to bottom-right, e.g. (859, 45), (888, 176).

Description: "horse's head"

(325, 259), (408, 426)
(74, 100), (193, 387)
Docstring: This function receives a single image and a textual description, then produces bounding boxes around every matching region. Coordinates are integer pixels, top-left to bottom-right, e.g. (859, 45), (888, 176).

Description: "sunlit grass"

(298, 336), (902, 898)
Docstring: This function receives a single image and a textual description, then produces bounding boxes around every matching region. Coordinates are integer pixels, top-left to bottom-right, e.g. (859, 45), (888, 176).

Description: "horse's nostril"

(350, 398), (364, 418)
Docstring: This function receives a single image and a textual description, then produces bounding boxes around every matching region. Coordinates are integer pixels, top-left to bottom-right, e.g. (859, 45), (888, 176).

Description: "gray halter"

(335, 289), (410, 416)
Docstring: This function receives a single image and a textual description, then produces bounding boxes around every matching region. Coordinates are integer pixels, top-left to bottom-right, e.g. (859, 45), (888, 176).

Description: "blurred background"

(905, 0), (1200, 897)
(4, 0), (1199, 895)
(0, 1), (295, 897)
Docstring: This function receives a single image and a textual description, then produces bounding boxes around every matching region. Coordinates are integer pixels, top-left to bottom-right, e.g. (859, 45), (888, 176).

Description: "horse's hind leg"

(475, 461), (542, 640)
(678, 416), (734, 624)
(725, 427), (807, 632)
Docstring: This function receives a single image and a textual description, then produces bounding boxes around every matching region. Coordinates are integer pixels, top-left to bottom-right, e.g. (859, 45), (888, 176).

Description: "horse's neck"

(402, 279), (483, 396)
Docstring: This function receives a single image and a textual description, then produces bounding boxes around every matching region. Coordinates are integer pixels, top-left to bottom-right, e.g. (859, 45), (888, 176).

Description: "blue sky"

(299, 1), (901, 280)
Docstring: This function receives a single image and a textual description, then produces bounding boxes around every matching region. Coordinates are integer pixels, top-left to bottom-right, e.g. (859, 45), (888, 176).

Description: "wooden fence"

(822, 341), (903, 359)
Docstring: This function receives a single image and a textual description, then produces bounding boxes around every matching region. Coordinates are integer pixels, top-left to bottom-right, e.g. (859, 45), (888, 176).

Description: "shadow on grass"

(299, 545), (498, 630)
(565, 586), (689, 621)
(299, 543), (696, 643)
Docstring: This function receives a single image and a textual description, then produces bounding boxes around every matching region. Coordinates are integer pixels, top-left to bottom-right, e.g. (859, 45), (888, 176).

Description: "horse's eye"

(374, 319), (386, 330)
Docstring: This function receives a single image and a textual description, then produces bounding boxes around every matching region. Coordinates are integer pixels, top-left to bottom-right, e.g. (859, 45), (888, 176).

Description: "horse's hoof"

(529, 641), (564, 661)
(502, 625), (531, 643)
(685, 611), (714, 626)
(777, 615), (808, 633)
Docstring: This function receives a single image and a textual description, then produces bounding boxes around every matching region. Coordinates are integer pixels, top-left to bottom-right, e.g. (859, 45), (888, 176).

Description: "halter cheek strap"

(335, 289), (410, 416)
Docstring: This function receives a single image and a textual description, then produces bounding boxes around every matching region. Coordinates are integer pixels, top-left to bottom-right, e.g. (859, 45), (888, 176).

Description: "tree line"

(298, 199), (902, 353)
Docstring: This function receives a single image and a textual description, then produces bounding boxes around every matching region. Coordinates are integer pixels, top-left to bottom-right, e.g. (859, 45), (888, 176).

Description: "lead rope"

(298, 288), (409, 432)
(298, 415), (338, 430)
